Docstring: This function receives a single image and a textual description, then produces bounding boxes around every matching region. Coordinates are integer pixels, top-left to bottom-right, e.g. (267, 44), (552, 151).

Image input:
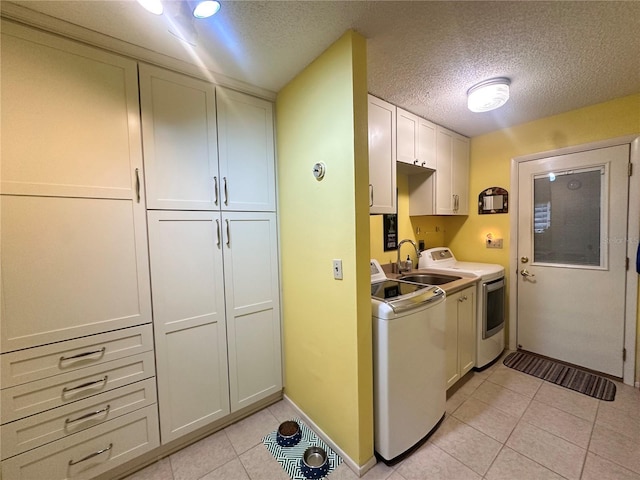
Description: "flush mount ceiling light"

(136, 0), (163, 15)
(467, 78), (511, 113)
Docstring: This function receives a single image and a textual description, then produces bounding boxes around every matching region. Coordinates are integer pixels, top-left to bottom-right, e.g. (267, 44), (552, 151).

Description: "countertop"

(381, 264), (478, 295)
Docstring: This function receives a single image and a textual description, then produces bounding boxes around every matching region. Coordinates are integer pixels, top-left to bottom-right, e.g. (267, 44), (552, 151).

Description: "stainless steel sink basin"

(398, 273), (462, 285)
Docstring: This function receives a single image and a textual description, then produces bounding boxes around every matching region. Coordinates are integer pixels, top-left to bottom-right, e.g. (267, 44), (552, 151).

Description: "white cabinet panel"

(139, 64), (219, 210)
(147, 211), (230, 443)
(368, 95), (397, 214)
(1, 196), (152, 353)
(0, 22), (142, 199)
(397, 108), (437, 170)
(223, 212), (282, 411)
(216, 87), (276, 212)
(1, 405), (159, 480)
(435, 127), (469, 215)
(445, 286), (476, 389)
(417, 118), (437, 170)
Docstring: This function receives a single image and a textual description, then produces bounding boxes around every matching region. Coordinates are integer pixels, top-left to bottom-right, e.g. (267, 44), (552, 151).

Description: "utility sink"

(398, 273), (462, 286)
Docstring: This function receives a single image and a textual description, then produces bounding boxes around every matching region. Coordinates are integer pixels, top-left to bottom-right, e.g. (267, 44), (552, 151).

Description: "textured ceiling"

(3, 1), (640, 137)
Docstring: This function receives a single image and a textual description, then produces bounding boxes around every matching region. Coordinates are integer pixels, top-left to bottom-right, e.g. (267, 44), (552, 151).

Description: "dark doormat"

(503, 351), (616, 401)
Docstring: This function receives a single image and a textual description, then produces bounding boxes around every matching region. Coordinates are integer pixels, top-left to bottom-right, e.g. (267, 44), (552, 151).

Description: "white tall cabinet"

(1, 21), (158, 479)
(139, 64), (281, 444)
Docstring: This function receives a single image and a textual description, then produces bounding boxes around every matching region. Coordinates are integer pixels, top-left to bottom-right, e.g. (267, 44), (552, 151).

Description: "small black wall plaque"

(383, 214), (398, 251)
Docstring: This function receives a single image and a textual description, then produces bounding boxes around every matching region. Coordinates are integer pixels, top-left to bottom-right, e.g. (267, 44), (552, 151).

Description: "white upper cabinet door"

(417, 118), (437, 170)
(1, 196), (152, 353)
(216, 87), (276, 212)
(368, 95), (397, 214)
(396, 108), (419, 166)
(435, 126), (469, 215)
(147, 210), (230, 443)
(222, 212), (281, 412)
(139, 64), (219, 210)
(1, 22), (142, 200)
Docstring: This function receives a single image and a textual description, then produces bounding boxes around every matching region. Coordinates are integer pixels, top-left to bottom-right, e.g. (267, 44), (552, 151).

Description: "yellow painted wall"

(276, 31), (373, 465)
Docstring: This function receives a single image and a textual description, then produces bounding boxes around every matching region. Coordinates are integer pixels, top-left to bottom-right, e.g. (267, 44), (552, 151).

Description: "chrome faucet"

(397, 239), (420, 273)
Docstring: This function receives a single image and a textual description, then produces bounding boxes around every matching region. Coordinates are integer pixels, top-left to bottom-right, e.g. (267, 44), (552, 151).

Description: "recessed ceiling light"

(467, 78), (511, 113)
(136, 0), (163, 15)
(193, 1), (221, 18)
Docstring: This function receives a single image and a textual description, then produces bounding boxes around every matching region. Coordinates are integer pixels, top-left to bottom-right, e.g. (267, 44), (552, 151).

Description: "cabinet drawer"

(2, 378), (157, 459)
(1, 352), (155, 424)
(1, 325), (153, 389)
(1, 405), (159, 480)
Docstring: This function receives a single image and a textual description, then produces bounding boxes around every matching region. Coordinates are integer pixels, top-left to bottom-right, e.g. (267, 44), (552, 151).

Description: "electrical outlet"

(333, 259), (343, 280)
(486, 238), (503, 249)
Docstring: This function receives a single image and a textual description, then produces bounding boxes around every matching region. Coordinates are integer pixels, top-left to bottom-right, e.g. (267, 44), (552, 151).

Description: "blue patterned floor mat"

(262, 418), (342, 480)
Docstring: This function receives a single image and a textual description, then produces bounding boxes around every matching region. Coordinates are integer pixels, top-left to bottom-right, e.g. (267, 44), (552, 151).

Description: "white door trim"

(510, 134), (640, 386)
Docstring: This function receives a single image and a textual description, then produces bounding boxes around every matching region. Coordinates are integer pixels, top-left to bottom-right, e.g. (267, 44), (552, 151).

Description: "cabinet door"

(139, 64), (219, 210)
(222, 212), (282, 412)
(1, 196), (152, 353)
(147, 211), (230, 443)
(445, 292), (460, 389)
(396, 108), (419, 165)
(368, 95), (397, 214)
(1, 22), (142, 200)
(417, 118), (437, 169)
(216, 87), (276, 212)
(435, 128), (455, 215)
(458, 287), (476, 377)
(452, 134), (470, 215)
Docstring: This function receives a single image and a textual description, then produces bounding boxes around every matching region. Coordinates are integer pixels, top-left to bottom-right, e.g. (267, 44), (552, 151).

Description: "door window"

(533, 167), (604, 267)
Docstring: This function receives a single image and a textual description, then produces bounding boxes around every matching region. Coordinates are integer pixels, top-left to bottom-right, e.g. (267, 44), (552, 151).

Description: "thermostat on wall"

(312, 162), (326, 180)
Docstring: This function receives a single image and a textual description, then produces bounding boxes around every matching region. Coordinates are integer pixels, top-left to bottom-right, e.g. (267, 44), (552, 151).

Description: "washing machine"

(419, 247), (505, 369)
(371, 259), (446, 464)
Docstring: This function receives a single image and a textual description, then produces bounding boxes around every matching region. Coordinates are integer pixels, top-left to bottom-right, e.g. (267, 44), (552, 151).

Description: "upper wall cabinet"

(216, 87), (276, 212)
(368, 95), (397, 214)
(140, 69), (275, 212)
(1, 22), (142, 200)
(139, 64), (219, 210)
(396, 108), (437, 170)
(409, 126), (470, 216)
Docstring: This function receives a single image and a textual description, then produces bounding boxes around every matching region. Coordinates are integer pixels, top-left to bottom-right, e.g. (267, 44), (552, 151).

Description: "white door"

(147, 210), (230, 443)
(517, 145), (630, 377)
(216, 87), (276, 212)
(222, 212), (282, 412)
(139, 64), (219, 210)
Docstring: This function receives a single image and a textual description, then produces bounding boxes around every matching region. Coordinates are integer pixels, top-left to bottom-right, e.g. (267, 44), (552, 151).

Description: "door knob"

(520, 269), (535, 278)
(520, 256), (529, 263)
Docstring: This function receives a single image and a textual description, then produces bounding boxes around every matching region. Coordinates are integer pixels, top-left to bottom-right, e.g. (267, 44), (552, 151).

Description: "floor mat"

(262, 418), (342, 480)
(503, 351), (616, 401)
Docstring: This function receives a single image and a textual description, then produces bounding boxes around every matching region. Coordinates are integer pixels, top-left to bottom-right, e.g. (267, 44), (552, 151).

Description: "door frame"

(509, 135), (640, 386)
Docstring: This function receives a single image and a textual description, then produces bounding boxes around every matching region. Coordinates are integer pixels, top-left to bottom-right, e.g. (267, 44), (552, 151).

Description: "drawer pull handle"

(216, 219), (221, 247)
(65, 404), (111, 425)
(223, 176), (228, 205)
(225, 219), (230, 246)
(59, 347), (106, 363)
(68, 443), (113, 466)
(62, 375), (108, 394)
(214, 176), (219, 205)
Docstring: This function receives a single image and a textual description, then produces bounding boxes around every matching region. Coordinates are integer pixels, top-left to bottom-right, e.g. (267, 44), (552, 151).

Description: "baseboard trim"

(283, 395), (377, 477)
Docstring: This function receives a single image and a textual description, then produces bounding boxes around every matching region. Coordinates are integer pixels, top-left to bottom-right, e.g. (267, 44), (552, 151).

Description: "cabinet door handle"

(62, 375), (108, 395)
(369, 184), (374, 207)
(65, 404), (111, 425)
(214, 176), (219, 205)
(421, 162), (426, 167)
(68, 443), (113, 466)
(60, 347), (106, 364)
(413, 159), (419, 165)
(135, 168), (141, 203)
(216, 219), (221, 247)
(225, 219), (230, 246)
(223, 177), (228, 206)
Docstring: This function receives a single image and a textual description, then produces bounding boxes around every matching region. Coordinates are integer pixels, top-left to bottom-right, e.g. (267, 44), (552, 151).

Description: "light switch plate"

(486, 238), (503, 249)
(333, 259), (343, 280)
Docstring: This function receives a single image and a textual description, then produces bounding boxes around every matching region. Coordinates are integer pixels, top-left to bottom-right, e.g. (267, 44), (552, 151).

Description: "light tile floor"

(125, 356), (640, 480)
